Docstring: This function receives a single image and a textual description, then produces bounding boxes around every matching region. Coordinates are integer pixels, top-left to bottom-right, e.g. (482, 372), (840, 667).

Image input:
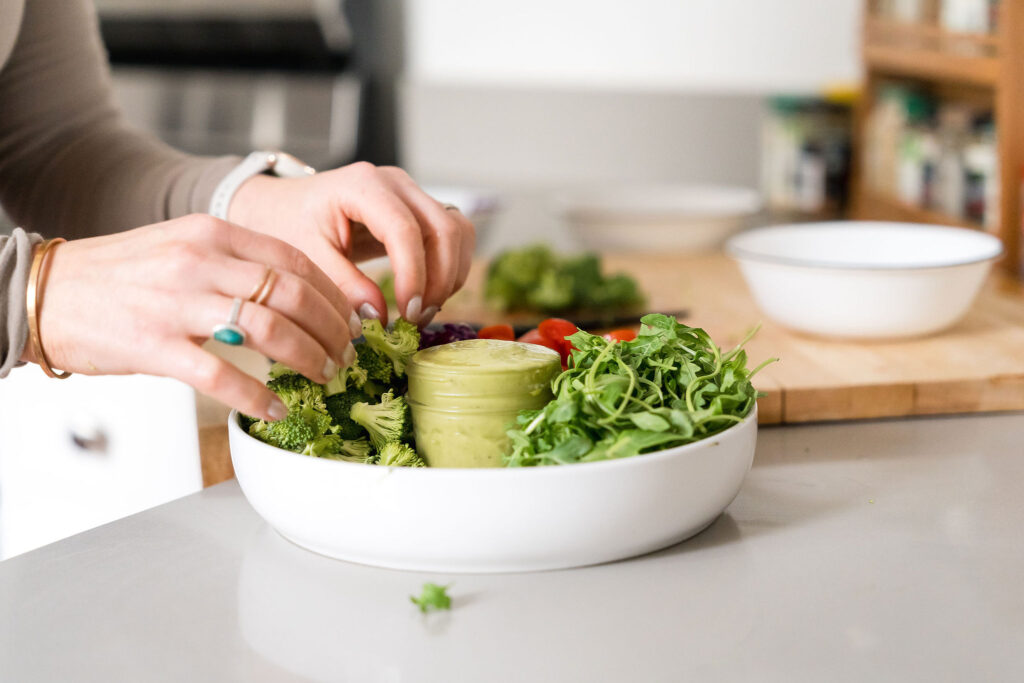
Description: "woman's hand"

(228, 162), (475, 327)
(33, 215), (361, 421)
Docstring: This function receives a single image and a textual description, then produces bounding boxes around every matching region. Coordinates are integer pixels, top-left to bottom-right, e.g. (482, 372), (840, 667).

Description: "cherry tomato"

(538, 318), (578, 346)
(602, 328), (637, 343)
(478, 324), (515, 341)
(517, 328), (553, 349)
(518, 326), (570, 369)
(537, 318), (578, 369)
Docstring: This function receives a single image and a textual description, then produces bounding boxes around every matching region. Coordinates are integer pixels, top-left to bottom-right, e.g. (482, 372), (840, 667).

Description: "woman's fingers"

(326, 163), (427, 321)
(169, 342), (287, 422)
(380, 169), (470, 323)
(453, 208), (476, 293)
(301, 245), (390, 327)
(212, 220), (359, 339)
(187, 293), (343, 385)
(208, 257), (354, 367)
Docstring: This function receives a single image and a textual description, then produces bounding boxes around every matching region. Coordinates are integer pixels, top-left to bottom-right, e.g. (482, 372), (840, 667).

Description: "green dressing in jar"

(407, 339), (561, 468)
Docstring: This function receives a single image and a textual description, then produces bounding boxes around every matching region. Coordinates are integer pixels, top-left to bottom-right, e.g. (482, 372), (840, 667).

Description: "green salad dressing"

(407, 339), (561, 467)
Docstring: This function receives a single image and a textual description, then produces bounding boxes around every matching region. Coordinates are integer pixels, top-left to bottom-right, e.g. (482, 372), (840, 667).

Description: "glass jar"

(406, 339), (561, 468)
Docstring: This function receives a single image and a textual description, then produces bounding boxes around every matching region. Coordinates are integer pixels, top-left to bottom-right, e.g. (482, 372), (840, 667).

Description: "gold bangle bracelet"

(26, 238), (72, 379)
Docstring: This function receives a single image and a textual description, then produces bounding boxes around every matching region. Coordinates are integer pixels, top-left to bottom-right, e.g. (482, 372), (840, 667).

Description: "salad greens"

(410, 583), (452, 613)
(504, 314), (774, 467)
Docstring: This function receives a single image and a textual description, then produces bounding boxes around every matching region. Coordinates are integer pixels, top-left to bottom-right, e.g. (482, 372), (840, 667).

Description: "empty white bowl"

(726, 221), (1003, 339)
(228, 406), (758, 573)
(556, 184), (762, 252)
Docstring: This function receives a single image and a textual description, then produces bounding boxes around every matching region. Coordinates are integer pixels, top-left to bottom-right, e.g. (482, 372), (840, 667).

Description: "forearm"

(0, 0), (238, 238)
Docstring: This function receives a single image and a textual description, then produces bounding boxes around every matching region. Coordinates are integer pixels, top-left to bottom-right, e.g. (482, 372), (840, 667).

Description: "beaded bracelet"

(26, 238), (72, 379)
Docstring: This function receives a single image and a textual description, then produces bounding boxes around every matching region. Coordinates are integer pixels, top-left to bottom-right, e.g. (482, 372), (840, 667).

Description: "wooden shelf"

(852, 1), (1023, 276)
(855, 191), (984, 231)
(864, 43), (999, 87)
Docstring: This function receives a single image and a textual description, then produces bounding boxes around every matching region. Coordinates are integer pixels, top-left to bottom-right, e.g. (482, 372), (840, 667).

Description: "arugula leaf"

(410, 583), (452, 613)
(504, 314), (775, 467)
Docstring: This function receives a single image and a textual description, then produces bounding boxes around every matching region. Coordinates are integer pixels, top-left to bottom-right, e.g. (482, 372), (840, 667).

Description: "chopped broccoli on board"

(484, 244), (644, 315)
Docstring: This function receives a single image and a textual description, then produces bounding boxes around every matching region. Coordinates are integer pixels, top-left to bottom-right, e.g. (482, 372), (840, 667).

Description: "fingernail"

(359, 303), (381, 320)
(341, 342), (356, 367)
(348, 311), (363, 338)
(419, 305), (438, 327)
(322, 357), (339, 382)
(405, 295), (422, 323)
(267, 398), (288, 421)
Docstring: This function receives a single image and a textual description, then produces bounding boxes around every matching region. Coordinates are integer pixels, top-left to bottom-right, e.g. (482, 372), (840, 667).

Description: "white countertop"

(2, 412), (1023, 682)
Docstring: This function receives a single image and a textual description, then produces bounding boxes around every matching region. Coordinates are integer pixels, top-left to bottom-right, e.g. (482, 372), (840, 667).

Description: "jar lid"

(407, 339), (561, 404)
(409, 339), (559, 374)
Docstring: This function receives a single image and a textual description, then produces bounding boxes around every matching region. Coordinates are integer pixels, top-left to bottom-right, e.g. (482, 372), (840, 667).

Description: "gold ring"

(442, 203), (459, 212)
(252, 269), (278, 306)
(246, 265), (273, 301)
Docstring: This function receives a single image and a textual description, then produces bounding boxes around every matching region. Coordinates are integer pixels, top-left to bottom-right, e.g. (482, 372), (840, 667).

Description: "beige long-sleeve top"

(0, 0), (240, 376)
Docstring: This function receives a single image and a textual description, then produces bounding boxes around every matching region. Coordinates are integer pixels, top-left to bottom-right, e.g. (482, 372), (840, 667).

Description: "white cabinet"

(0, 369), (202, 559)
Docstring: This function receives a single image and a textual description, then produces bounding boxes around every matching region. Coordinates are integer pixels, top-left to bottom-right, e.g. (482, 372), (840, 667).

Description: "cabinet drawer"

(0, 370), (202, 558)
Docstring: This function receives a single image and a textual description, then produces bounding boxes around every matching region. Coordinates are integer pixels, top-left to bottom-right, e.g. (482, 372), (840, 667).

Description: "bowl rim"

(229, 404), (757, 478)
(725, 221), (1004, 271)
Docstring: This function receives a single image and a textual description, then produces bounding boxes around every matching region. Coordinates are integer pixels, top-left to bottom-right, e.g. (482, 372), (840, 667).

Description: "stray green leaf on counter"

(411, 582), (452, 613)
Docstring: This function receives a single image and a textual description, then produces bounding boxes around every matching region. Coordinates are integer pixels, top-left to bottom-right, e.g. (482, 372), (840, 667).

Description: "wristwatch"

(208, 150), (316, 220)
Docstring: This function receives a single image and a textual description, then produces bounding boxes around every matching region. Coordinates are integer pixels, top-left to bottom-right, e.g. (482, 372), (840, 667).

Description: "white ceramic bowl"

(726, 221), (1003, 339)
(228, 406), (758, 573)
(555, 184), (762, 252)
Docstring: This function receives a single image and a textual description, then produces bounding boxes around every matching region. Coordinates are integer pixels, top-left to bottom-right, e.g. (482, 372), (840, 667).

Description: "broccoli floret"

(324, 388), (371, 440)
(250, 368), (332, 451)
(349, 389), (411, 450)
(525, 268), (574, 311)
(302, 434), (373, 462)
(267, 361), (293, 379)
(586, 273), (644, 310)
(325, 352), (368, 396)
(485, 244), (554, 311)
(378, 441), (426, 468)
(483, 244), (645, 315)
(250, 404), (332, 452)
(266, 372), (327, 412)
(361, 318), (420, 377)
(239, 413), (258, 433)
(355, 342), (393, 385)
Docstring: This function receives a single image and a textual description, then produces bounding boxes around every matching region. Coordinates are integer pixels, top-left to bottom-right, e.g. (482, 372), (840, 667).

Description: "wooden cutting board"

(436, 253), (1024, 425)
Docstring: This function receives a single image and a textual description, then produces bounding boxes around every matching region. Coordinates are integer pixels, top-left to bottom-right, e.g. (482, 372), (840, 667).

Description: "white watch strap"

(208, 151), (315, 220)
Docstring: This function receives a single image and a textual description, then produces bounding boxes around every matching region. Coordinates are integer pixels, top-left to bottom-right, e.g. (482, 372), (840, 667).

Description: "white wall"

(406, 0), (862, 93)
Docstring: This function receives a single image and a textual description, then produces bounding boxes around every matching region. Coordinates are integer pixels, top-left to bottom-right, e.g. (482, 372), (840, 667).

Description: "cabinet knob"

(68, 414), (108, 454)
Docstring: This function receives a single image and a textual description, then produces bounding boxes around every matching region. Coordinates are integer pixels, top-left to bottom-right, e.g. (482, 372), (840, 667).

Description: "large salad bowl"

(228, 405), (758, 573)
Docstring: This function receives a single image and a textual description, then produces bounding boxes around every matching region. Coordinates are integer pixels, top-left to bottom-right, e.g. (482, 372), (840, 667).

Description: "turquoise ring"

(212, 297), (246, 346)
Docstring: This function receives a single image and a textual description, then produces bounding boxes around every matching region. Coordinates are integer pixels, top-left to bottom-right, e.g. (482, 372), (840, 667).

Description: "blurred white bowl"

(726, 221), (1003, 339)
(228, 406), (758, 573)
(556, 184), (762, 252)
(423, 184), (499, 250)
